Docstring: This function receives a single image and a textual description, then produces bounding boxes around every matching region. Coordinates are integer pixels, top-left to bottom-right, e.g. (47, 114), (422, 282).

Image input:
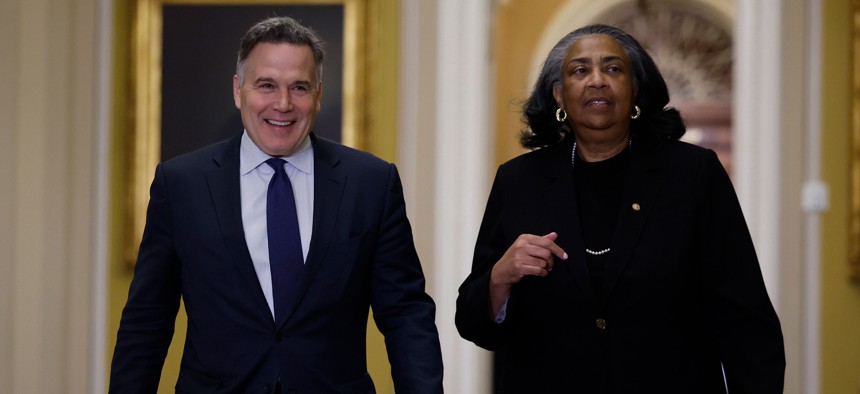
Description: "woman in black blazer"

(455, 24), (785, 393)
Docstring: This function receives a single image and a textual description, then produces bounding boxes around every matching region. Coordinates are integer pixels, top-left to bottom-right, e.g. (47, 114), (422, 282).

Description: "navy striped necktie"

(265, 158), (304, 323)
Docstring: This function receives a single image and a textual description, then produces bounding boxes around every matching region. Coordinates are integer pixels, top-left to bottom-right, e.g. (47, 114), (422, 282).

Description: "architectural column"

(734, 0), (811, 393)
(734, 0), (784, 308)
(399, 0), (493, 392)
(802, 1), (823, 393)
(0, 0), (109, 392)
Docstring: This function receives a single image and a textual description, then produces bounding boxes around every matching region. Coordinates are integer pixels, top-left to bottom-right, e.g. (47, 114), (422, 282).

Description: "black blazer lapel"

(277, 134), (346, 328)
(540, 139), (601, 311)
(601, 139), (666, 302)
(205, 135), (273, 323)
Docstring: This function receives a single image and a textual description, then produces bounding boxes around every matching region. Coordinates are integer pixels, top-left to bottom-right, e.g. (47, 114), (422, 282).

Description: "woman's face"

(553, 34), (636, 139)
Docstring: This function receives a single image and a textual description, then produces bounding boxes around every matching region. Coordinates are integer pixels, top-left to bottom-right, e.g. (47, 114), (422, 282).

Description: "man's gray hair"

(236, 16), (326, 84)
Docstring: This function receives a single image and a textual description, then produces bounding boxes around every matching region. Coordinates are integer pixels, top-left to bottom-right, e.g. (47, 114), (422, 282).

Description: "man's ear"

(315, 81), (323, 112)
(232, 75), (241, 109)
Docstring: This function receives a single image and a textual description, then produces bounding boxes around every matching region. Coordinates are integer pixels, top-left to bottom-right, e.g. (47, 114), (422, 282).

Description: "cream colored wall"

(821, 0), (860, 392)
(0, 0), (103, 392)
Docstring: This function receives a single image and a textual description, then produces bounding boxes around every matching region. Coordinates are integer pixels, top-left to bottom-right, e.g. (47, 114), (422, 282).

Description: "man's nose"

(274, 90), (293, 111)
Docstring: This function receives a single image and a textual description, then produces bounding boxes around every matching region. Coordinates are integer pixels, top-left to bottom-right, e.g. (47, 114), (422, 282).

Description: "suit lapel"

(541, 139), (601, 310)
(277, 134), (346, 328)
(601, 139), (666, 302)
(205, 135), (273, 321)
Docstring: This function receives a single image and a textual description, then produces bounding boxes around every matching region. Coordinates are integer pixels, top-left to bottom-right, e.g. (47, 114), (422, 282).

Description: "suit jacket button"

(263, 384), (273, 393)
(276, 333), (285, 341)
(595, 318), (607, 330)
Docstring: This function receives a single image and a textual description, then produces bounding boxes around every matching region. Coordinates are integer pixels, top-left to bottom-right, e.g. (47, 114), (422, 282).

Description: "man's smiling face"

(233, 42), (322, 157)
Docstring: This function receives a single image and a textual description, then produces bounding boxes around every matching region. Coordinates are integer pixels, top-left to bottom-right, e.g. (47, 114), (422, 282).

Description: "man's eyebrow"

(253, 76), (276, 84)
(252, 77), (315, 86)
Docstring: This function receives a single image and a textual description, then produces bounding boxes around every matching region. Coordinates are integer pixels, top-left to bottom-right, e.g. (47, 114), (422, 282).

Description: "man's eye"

(290, 85), (310, 95)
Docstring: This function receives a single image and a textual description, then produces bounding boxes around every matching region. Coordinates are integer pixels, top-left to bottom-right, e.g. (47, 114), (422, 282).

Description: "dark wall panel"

(161, 5), (344, 161)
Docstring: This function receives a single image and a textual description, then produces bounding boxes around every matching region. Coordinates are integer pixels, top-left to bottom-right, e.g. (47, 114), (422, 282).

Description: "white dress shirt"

(239, 132), (315, 319)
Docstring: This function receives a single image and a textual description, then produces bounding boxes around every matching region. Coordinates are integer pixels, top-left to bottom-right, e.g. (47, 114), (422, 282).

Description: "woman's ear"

(632, 79), (639, 104)
(552, 84), (563, 108)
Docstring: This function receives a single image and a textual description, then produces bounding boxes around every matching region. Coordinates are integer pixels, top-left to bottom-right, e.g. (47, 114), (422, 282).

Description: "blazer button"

(276, 333), (285, 341)
(263, 384), (273, 393)
(595, 318), (607, 330)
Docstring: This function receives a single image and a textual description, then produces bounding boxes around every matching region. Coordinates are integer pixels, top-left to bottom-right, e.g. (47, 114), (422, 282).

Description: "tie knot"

(265, 158), (287, 175)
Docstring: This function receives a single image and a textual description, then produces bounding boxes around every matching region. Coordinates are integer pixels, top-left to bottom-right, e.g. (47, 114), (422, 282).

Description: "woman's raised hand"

(488, 232), (568, 317)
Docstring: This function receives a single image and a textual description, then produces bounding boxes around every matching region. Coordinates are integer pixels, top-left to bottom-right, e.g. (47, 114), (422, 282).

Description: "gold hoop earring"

(631, 105), (641, 120)
(556, 108), (567, 122)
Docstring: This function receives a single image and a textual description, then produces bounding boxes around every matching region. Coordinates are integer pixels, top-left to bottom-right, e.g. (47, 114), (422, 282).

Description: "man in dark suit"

(110, 16), (443, 393)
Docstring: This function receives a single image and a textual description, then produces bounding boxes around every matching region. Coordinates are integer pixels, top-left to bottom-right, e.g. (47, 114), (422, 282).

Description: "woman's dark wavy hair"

(520, 24), (685, 148)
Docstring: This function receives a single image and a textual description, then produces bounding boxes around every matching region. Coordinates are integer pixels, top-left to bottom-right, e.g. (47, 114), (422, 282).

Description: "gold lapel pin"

(632, 203), (641, 211)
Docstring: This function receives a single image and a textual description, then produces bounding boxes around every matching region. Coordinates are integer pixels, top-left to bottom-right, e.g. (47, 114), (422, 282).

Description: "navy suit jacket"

(456, 137), (785, 393)
(111, 133), (443, 393)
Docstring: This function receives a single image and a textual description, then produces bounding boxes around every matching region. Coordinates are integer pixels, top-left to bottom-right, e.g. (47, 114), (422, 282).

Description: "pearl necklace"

(570, 139), (632, 170)
(585, 247), (611, 256)
(572, 138), (631, 257)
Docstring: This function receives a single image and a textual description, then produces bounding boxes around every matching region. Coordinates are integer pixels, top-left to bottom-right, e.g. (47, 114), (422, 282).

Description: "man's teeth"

(267, 120), (293, 126)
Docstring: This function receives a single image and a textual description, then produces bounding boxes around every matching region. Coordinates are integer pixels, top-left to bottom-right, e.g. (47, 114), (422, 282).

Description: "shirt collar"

(239, 131), (314, 176)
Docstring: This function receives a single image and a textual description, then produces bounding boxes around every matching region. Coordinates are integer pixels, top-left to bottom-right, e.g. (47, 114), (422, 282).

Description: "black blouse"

(573, 146), (631, 299)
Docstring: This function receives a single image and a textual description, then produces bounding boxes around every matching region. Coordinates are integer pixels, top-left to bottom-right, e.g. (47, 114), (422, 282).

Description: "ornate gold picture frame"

(124, 0), (377, 266)
(853, 0), (860, 281)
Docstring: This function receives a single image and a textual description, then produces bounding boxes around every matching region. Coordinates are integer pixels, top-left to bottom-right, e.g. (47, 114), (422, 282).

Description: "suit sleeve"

(109, 163), (182, 393)
(698, 151), (785, 393)
(455, 167), (511, 350)
(369, 164), (443, 394)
